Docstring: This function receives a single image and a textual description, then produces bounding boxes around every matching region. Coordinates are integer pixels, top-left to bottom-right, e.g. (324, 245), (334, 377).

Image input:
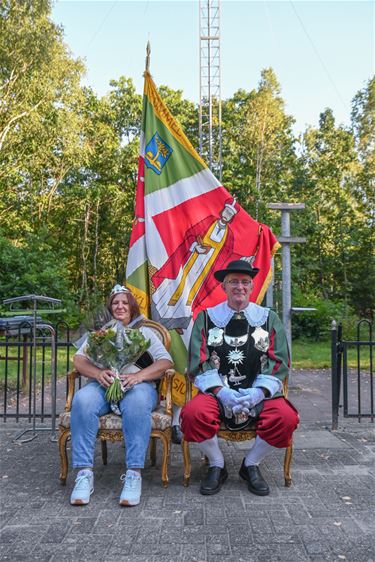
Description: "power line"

(290, 1), (348, 112)
(86, 1), (118, 49)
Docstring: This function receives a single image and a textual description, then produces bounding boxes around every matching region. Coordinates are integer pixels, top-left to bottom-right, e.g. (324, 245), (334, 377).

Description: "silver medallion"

(207, 327), (224, 346)
(209, 350), (220, 369)
(224, 333), (248, 347)
(251, 326), (269, 353)
(234, 411), (249, 425)
(228, 368), (246, 385)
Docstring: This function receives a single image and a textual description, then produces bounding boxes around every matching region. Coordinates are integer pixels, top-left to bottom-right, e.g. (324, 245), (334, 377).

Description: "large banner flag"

(126, 70), (280, 406)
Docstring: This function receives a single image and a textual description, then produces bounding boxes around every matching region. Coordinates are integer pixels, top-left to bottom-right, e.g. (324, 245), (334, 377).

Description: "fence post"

(331, 319), (339, 430)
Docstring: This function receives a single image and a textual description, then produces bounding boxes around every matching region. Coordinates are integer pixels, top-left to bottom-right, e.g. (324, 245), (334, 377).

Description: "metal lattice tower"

(199, 0), (222, 180)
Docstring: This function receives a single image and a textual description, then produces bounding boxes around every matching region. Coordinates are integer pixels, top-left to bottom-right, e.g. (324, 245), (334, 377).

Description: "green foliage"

(292, 101), (374, 320)
(0, 0), (87, 237)
(0, 229), (77, 318)
(158, 84), (199, 149)
(291, 287), (356, 341)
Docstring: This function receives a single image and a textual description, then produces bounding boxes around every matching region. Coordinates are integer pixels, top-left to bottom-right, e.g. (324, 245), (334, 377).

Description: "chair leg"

(284, 440), (293, 487)
(101, 440), (108, 465)
(150, 437), (157, 466)
(157, 432), (170, 488)
(182, 438), (191, 487)
(58, 429), (70, 485)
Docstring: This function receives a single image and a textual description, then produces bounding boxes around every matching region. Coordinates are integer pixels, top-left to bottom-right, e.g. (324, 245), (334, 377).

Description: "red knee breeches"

(181, 394), (299, 448)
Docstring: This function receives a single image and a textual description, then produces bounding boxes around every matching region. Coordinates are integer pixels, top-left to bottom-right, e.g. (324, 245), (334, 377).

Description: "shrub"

(291, 289), (358, 341)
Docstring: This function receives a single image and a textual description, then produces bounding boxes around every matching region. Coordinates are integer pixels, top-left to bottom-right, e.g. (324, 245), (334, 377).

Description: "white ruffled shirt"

(207, 301), (269, 328)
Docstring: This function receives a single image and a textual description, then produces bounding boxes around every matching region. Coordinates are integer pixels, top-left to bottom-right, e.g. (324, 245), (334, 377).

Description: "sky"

(52, 1), (374, 136)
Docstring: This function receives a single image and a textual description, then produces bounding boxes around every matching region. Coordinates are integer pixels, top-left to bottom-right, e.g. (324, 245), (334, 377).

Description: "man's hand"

(194, 236), (210, 254)
(238, 387), (265, 408)
(96, 369), (114, 388)
(217, 387), (251, 410)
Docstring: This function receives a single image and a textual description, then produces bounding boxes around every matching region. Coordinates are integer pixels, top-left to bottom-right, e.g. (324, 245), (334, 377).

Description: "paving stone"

(131, 542), (181, 556)
(183, 507), (204, 526)
(39, 521), (72, 544)
(206, 534), (231, 556)
(180, 542), (207, 561)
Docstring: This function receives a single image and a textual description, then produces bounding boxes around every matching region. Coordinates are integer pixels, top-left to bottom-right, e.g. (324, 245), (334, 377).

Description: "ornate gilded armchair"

(182, 376), (293, 487)
(58, 319), (175, 488)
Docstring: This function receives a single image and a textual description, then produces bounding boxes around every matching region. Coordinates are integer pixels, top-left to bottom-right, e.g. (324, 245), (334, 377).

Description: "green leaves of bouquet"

(86, 324), (151, 403)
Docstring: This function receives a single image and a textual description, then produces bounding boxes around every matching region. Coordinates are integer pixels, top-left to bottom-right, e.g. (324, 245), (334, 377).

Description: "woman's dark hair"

(107, 290), (141, 322)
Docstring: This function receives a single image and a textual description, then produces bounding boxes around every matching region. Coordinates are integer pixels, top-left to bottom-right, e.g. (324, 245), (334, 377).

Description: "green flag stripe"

(142, 96), (205, 194)
(169, 330), (188, 375)
(126, 261), (148, 291)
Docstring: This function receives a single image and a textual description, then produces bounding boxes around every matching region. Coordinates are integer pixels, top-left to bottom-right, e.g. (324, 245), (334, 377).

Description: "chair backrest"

(141, 319), (171, 351)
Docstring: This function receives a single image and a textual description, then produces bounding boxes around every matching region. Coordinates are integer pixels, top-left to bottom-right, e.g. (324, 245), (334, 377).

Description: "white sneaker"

(119, 470), (142, 506)
(70, 469), (94, 505)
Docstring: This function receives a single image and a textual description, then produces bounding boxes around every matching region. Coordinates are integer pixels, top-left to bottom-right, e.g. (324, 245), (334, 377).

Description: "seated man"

(181, 260), (299, 496)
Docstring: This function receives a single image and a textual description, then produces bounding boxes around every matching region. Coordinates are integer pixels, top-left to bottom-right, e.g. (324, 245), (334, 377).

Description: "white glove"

(217, 387), (251, 410)
(238, 387), (265, 408)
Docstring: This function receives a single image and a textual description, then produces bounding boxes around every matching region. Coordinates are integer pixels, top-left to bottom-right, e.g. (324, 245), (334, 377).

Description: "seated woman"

(70, 284), (173, 507)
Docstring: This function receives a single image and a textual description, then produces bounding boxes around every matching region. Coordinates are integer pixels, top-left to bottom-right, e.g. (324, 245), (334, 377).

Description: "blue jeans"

(71, 381), (158, 469)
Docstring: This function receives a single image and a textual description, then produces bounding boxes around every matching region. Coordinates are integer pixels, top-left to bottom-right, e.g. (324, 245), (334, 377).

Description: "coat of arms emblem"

(145, 132), (172, 175)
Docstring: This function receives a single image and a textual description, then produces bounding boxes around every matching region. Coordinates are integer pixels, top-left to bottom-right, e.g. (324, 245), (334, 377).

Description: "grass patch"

(0, 346), (73, 392)
(293, 339), (372, 370)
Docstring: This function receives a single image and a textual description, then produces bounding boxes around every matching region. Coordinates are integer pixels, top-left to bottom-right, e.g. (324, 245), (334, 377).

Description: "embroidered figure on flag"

(151, 198), (254, 331)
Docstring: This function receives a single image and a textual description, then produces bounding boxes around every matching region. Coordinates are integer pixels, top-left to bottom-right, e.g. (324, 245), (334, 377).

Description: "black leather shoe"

(200, 466), (228, 495)
(171, 425), (183, 444)
(239, 459), (270, 496)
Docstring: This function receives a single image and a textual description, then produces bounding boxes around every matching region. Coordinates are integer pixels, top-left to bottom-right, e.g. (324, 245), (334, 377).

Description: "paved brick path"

(1, 370), (374, 562)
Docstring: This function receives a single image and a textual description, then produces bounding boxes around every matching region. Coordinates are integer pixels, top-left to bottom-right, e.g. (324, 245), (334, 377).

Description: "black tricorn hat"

(214, 259), (260, 282)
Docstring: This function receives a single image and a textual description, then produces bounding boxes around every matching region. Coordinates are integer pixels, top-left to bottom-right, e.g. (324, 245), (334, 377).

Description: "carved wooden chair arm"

(184, 372), (193, 404)
(64, 369), (81, 412)
(163, 368), (175, 416)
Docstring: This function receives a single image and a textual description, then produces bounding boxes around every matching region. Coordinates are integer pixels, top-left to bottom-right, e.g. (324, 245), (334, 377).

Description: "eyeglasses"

(226, 279), (252, 287)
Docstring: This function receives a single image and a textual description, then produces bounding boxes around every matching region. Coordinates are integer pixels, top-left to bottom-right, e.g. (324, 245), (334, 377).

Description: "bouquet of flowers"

(85, 322), (151, 406)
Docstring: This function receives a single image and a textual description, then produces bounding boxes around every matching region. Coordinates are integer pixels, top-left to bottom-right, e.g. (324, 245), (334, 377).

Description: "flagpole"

(145, 41), (151, 73)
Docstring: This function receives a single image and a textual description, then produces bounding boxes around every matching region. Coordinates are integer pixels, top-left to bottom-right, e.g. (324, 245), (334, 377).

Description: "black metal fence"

(331, 319), (374, 429)
(0, 320), (74, 422)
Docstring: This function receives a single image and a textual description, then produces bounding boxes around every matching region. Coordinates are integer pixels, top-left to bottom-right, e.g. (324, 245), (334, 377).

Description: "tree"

(349, 77), (375, 317)
(295, 108), (372, 316)
(0, 0), (86, 239)
(221, 70), (296, 223)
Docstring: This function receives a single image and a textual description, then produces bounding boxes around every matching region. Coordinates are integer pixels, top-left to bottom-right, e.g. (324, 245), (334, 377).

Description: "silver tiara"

(110, 284), (131, 296)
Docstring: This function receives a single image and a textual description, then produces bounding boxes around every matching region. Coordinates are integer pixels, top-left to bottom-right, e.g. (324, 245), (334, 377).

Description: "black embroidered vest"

(206, 311), (267, 390)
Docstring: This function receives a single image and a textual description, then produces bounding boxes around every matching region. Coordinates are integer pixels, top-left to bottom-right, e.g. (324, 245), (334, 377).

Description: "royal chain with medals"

(224, 312), (249, 385)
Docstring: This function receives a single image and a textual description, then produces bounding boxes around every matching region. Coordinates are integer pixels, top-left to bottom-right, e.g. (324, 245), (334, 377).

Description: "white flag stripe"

(126, 235), (147, 275)
(142, 168), (223, 269)
(144, 167), (221, 216)
(145, 218), (168, 268)
(139, 131), (145, 157)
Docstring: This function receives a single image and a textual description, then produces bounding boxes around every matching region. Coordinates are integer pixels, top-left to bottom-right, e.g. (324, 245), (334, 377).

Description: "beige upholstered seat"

(58, 319), (174, 488)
